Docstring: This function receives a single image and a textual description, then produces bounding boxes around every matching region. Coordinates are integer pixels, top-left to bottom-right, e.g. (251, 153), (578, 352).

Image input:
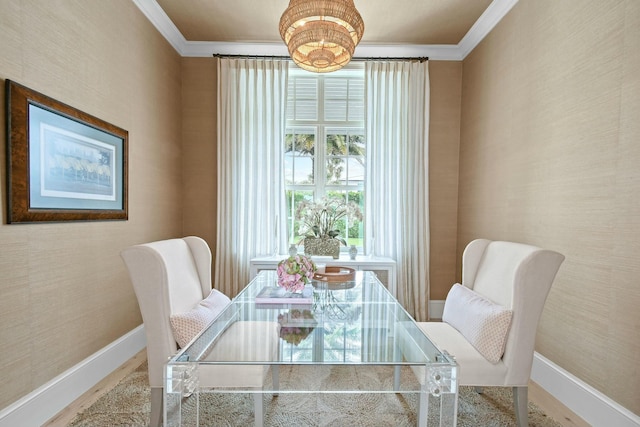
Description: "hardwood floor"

(42, 350), (147, 427)
(43, 350), (588, 427)
(529, 380), (590, 427)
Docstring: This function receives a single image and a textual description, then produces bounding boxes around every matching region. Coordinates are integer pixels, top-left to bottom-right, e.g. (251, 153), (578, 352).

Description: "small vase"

(288, 244), (298, 257)
(277, 278), (305, 294)
(349, 245), (357, 260)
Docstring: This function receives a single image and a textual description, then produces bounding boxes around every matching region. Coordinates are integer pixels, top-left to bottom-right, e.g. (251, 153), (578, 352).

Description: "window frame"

(285, 65), (366, 250)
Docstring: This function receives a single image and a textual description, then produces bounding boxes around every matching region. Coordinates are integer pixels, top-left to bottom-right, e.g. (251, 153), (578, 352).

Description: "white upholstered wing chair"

(417, 239), (564, 427)
(121, 236), (279, 427)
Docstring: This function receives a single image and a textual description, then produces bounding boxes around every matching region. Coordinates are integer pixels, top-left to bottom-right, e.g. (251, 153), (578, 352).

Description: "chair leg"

(254, 393), (264, 427)
(150, 387), (163, 427)
(513, 386), (528, 427)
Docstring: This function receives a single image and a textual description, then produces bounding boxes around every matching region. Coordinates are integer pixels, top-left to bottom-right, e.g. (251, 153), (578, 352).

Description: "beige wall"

(428, 61), (462, 302)
(182, 58), (217, 252)
(458, 0), (640, 415)
(0, 0), (183, 410)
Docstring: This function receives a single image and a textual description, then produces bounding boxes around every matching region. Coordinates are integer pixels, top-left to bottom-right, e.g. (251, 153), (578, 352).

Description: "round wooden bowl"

(313, 266), (356, 283)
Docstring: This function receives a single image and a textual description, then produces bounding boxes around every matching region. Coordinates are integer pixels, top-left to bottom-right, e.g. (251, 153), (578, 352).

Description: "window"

(285, 66), (365, 250)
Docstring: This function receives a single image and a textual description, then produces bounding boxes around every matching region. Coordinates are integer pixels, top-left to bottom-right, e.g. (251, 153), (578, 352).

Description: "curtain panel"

(215, 58), (289, 297)
(365, 61), (431, 321)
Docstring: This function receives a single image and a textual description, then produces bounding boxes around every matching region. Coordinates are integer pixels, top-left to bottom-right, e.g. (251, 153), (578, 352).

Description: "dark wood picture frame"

(6, 80), (128, 223)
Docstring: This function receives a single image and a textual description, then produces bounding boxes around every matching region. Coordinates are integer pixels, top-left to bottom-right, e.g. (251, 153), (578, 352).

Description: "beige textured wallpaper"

(0, 0), (183, 409)
(458, 0), (640, 415)
(182, 58), (217, 253)
(427, 61), (462, 303)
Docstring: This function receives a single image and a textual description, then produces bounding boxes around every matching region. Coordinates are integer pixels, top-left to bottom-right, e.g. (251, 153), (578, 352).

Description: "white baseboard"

(531, 352), (640, 427)
(0, 325), (146, 427)
(429, 299), (445, 319)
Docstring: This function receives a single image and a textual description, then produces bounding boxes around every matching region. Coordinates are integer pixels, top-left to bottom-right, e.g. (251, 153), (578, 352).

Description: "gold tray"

(313, 266), (356, 283)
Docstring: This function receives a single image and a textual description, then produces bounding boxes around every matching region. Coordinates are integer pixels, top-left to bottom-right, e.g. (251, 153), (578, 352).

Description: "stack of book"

(255, 285), (313, 306)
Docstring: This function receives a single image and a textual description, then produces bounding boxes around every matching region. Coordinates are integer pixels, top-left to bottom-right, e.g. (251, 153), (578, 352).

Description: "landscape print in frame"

(6, 80), (128, 223)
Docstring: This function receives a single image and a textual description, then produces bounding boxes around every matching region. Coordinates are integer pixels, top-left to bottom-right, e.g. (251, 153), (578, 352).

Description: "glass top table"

(165, 270), (458, 426)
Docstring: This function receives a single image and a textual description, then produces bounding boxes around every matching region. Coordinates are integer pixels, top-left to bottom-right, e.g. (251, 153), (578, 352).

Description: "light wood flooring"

(43, 350), (147, 427)
(529, 381), (590, 427)
(44, 350), (589, 427)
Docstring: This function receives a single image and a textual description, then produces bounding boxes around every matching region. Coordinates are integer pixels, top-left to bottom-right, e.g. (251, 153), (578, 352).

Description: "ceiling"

(134, 0), (518, 60)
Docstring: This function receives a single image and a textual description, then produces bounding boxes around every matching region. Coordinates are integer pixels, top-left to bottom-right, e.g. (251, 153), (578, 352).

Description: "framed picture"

(6, 80), (128, 223)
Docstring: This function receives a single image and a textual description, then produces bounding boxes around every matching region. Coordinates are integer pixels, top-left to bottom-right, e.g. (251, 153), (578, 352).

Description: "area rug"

(68, 361), (561, 426)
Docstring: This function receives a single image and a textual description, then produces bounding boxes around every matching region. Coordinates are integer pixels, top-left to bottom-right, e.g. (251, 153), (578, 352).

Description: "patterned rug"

(68, 361), (562, 426)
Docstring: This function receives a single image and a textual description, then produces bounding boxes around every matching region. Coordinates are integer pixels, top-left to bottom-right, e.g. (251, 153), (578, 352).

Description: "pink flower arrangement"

(278, 309), (317, 345)
(276, 255), (317, 292)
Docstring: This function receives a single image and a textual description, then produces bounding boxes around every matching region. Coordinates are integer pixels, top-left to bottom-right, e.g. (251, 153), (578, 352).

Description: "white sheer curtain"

(365, 61), (430, 321)
(215, 58), (289, 297)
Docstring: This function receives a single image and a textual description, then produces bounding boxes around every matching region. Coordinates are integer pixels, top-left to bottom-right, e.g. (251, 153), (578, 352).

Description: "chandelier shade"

(279, 0), (364, 73)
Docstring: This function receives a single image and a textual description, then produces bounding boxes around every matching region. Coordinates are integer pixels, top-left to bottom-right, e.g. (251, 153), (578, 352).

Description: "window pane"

(284, 152), (293, 184)
(295, 156), (314, 184)
(326, 157), (346, 184)
(285, 154), (314, 184)
(326, 132), (348, 185)
(285, 129), (316, 185)
(348, 134), (365, 156)
(347, 157), (365, 185)
(286, 190), (314, 245)
(294, 133), (315, 155)
(326, 133), (347, 156)
(347, 190), (364, 246)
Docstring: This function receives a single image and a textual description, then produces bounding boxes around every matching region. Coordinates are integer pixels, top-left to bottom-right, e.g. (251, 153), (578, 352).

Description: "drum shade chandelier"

(279, 0), (364, 73)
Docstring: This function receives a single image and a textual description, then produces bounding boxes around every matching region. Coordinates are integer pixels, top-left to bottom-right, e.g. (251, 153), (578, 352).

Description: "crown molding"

(458, 0), (519, 59)
(132, 0), (186, 53)
(133, 0), (519, 61)
(182, 41), (289, 57)
(354, 44), (463, 61)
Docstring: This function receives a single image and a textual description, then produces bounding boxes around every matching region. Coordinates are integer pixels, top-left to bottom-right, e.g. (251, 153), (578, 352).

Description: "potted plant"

(295, 197), (363, 259)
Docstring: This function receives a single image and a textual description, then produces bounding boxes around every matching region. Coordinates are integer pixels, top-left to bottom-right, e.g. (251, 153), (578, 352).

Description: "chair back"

(121, 236), (212, 388)
(461, 239), (565, 384)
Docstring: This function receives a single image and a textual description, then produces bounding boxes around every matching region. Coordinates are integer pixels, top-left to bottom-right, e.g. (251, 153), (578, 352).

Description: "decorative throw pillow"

(170, 289), (230, 348)
(442, 283), (513, 364)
